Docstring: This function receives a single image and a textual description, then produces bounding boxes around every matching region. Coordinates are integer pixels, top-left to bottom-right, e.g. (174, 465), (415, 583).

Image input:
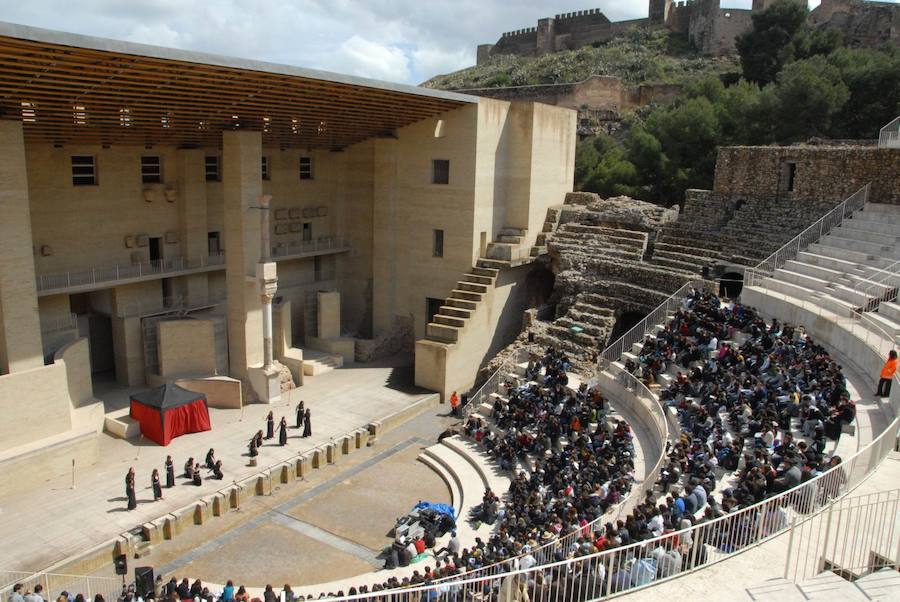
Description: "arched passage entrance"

(609, 310), (645, 343)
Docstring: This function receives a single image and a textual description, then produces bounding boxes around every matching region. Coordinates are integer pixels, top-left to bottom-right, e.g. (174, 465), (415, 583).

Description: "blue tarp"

(414, 501), (458, 520)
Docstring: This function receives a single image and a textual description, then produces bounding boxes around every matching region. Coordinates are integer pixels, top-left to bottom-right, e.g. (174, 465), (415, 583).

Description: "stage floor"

(0, 356), (440, 573)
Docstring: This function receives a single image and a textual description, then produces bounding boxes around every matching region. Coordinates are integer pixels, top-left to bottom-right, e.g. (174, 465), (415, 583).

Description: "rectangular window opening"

(205, 156), (220, 182)
(432, 159), (450, 185)
(140, 155), (162, 184)
(433, 229), (444, 258)
(299, 156), (313, 180)
(71, 155), (96, 186)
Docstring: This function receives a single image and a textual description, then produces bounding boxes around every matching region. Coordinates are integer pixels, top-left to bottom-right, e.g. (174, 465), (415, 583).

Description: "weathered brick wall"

(713, 146), (900, 205)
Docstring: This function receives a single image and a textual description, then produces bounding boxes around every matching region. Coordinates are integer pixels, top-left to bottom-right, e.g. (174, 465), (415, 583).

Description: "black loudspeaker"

(114, 555), (127, 576)
(134, 567), (154, 598)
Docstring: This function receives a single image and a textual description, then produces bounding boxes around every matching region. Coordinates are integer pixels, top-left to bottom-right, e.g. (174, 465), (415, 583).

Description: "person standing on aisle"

(295, 401), (305, 429)
(151, 468), (162, 501)
(876, 350), (898, 397)
(449, 391), (459, 417)
(278, 417), (288, 446)
(266, 411), (275, 439)
(302, 409), (312, 438)
(125, 467), (137, 511)
(165, 455), (175, 488)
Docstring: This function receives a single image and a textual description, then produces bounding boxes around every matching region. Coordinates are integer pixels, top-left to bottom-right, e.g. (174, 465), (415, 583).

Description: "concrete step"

(497, 235), (524, 244)
(774, 268), (829, 292)
(302, 352), (344, 376)
(442, 435), (512, 494)
(855, 567), (900, 600)
(104, 409), (141, 439)
(450, 288), (483, 302)
(784, 259), (846, 283)
(821, 235), (893, 258)
(416, 453), (463, 515)
(877, 301), (900, 323)
(439, 305), (472, 319)
(426, 323), (461, 343)
(457, 281), (489, 294)
(446, 298), (477, 311)
(462, 273), (495, 286)
(434, 314), (465, 328)
(477, 258), (511, 270)
(833, 225), (900, 246)
(862, 310), (900, 338)
(844, 214), (900, 234)
(472, 266), (500, 278)
(823, 283), (871, 306)
(807, 242), (875, 265)
(498, 227), (526, 237)
(797, 251), (864, 274)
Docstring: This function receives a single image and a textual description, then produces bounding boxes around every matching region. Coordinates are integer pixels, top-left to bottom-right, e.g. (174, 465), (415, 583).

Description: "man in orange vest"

(876, 350), (898, 397)
(449, 391), (459, 417)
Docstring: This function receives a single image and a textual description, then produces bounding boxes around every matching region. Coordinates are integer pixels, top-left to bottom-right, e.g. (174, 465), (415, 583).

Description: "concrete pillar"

(223, 131), (264, 380)
(371, 138), (399, 336)
(317, 291), (341, 339)
(0, 120), (43, 374)
(176, 149), (209, 305)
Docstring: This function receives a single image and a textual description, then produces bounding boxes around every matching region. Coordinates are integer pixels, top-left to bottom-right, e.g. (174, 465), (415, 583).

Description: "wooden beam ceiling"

(0, 32), (471, 148)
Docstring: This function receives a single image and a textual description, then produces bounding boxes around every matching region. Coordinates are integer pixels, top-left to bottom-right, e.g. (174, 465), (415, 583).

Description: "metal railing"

(271, 236), (351, 259)
(458, 348), (530, 422)
(878, 115), (900, 148)
(745, 185), (870, 287)
(36, 253), (226, 294)
(320, 407), (899, 600)
(782, 488), (900, 583)
(0, 570), (121, 602)
(598, 280), (705, 370)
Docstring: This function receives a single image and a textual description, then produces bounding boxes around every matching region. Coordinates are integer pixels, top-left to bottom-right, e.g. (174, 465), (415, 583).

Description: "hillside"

(423, 28), (739, 90)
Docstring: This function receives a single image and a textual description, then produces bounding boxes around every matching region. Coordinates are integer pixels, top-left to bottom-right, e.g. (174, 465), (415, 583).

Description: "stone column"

(371, 138), (399, 336)
(0, 121), (43, 374)
(223, 131), (280, 402)
(256, 194), (277, 369)
(176, 148), (209, 305)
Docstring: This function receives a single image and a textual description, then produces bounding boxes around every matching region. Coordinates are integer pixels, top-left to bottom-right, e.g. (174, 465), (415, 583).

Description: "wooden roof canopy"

(0, 22), (476, 149)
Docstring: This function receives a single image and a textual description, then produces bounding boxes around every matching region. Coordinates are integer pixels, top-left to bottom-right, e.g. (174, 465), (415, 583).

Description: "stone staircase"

(302, 349), (344, 376)
(425, 229), (536, 345)
(752, 203), (900, 334)
(747, 567), (900, 601)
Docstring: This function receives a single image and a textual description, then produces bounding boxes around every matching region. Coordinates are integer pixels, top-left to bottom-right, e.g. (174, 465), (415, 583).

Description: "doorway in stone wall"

(609, 310), (645, 344)
(719, 272), (744, 299)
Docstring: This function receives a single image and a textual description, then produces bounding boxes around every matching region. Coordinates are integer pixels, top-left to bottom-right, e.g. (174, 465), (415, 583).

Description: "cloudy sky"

(1, 1), (820, 84)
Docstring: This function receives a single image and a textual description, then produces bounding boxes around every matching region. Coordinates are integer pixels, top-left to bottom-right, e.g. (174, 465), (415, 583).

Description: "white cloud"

(0, 0), (666, 84)
(327, 35), (411, 82)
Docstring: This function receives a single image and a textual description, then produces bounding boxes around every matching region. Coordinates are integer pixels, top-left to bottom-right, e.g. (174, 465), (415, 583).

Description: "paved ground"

(0, 356), (433, 573)
(95, 407), (457, 591)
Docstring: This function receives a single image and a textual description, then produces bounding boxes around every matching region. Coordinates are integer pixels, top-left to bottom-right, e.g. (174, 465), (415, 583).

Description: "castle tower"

(649, 0), (673, 25)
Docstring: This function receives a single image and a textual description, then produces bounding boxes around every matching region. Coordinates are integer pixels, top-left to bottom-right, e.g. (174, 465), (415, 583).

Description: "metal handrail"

(878, 115), (900, 148)
(271, 236), (351, 259)
(746, 185), (869, 287)
(36, 253), (226, 293)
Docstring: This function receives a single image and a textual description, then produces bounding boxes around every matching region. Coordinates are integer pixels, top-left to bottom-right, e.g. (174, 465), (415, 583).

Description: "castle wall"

(714, 146), (900, 205)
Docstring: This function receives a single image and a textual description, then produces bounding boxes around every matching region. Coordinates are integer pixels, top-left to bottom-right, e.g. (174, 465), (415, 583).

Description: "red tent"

(129, 384), (211, 446)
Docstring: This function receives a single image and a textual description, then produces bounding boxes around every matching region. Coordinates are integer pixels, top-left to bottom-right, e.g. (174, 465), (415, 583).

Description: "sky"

(0, 0), (830, 85)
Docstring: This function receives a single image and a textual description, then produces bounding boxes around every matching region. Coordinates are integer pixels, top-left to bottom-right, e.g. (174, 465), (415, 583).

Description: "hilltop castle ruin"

(476, 0), (900, 63)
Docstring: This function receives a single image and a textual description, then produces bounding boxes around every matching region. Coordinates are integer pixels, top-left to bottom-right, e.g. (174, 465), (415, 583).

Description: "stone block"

(311, 449), (322, 469)
(295, 455), (308, 478)
(211, 492), (228, 516)
(341, 436), (351, 455)
(255, 473), (272, 495)
(162, 514), (179, 540)
(193, 500), (211, 525)
(141, 522), (162, 545)
(228, 485), (241, 509)
(326, 442), (336, 464)
(354, 429), (365, 449)
(278, 462), (293, 483)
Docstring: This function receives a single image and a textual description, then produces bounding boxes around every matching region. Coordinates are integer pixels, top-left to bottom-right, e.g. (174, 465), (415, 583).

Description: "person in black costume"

(302, 409), (312, 438)
(278, 417), (288, 446)
(165, 455), (175, 488)
(125, 467), (137, 510)
(265, 411), (275, 439)
(151, 468), (162, 501)
(295, 401), (305, 429)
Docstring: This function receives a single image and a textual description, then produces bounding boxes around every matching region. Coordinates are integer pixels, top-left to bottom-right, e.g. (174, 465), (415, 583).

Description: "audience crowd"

(84, 289), (861, 600)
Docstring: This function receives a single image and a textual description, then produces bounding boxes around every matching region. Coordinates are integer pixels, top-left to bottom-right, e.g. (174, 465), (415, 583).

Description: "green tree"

(736, 0), (808, 85)
(772, 55), (850, 140)
(827, 47), (900, 138)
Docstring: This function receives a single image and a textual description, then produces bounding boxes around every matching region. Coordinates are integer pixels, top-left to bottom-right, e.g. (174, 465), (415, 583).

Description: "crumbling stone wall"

(714, 146), (900, 205)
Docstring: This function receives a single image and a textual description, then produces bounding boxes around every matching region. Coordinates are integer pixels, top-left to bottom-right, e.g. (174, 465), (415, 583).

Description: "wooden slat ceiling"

(0, 26), (473, 149)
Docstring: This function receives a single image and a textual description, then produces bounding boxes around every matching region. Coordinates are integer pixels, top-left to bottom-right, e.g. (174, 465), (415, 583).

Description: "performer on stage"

(152, 469), (163, 501)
